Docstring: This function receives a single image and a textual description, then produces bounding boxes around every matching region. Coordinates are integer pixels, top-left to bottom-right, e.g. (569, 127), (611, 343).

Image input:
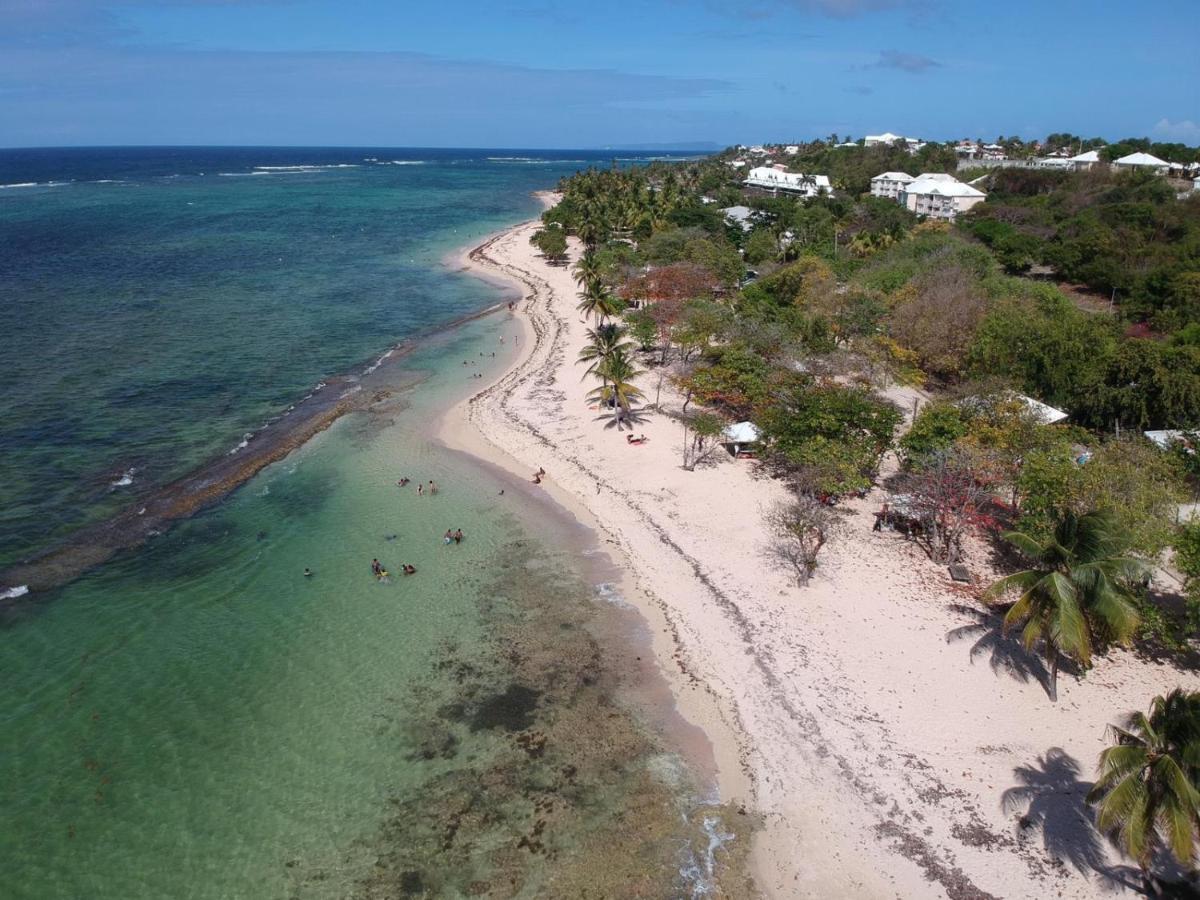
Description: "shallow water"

(0, 147), (643, 570)
(0, 150), (750, 897)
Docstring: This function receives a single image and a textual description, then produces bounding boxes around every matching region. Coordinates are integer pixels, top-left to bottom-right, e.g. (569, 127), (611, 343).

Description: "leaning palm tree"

(985, 510), (1144, 702)
(587, 349), (644, 429)
(1087, 689), (1200, 885)
(578, 323), (635, 375)
(577, 323), (635, 402)
(576, 277), (621, 323)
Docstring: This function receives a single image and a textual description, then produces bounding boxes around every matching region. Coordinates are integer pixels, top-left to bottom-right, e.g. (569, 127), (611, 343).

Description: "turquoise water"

(0, 148), (625, 569)
(0, 150), (743, 897)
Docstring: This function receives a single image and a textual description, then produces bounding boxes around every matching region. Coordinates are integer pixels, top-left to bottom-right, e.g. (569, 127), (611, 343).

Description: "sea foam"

(1, 585), (30, 600)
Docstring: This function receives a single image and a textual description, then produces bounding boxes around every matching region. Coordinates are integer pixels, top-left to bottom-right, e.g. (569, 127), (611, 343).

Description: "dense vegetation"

(529, 136), (1200, 887)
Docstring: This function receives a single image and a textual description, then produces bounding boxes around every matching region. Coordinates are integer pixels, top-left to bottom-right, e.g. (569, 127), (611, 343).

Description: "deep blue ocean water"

(0, 147), (684, 569)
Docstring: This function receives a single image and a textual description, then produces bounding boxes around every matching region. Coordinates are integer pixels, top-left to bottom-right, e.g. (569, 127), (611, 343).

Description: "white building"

(1069, 149), (1100, 171)
(1112, 152), (1170, 175)
(900, 173), (986, 220)
(720, 206), (757, 231)
(1032, 157), (1072, 170)
(783, 145), (800, 155)
(744, 166), (831, 198)
(870, 171), (915, 200)
(864, 132), (904, 147)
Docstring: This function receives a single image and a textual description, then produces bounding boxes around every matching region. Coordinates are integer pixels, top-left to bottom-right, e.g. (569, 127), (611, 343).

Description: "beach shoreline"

(443, 194), (1200, 898)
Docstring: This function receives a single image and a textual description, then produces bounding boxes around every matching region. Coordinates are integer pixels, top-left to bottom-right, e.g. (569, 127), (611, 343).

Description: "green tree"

(744, 228), (779, 265)
(578, 322), (636, 392)
(1087, 689), (1200, 882)
(530, 226), (568, 264)
(587, 349), (644, 429)
(986, 510), (1144, 702)
(576, 277), (621, 322)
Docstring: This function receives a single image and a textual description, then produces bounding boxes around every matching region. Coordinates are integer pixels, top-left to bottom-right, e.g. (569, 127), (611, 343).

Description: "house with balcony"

(870, 171), (915, 200)
(900, 173), (986, 220)
(744, 166), (831, 198)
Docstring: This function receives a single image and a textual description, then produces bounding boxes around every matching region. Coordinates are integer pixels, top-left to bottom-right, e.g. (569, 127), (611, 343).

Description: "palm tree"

(578, 323), (635, 401)
(587, 348), (644, 429)
(573, 249), (602, 291)
(985, 510), (1143, 702)
(1087, 689), (1200, 885)
(576, 277), (621, 323)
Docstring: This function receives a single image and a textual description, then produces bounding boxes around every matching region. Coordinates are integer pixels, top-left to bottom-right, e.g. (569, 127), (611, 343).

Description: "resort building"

(864, 132), (904, 147)
(900, 173), (986, 220)
(869, 171), (915, 200)
(1112, 151), (1170, 175)
(744, 166), (831, 198)
(1069, 149), (1101, 170)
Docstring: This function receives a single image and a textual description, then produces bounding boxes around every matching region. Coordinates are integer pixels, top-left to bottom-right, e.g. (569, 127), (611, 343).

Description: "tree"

(904, 447), (998, 564)
(530, 226), (568, 265)
(587, 348), (644, 429)
(578, 323), (637, 400)
(763, 497), (839, 586)
(985, 510), (1144, 702)
(757, 380), (901, 497)
(890, 263), (990, 383)
(1016, 438), (1186, 558)
(680, 411), (726, 471)
(576, 276), (621, 322)
(1087, 689), (1200, 885)
(744, 228), (779, 265)
(622, 309), (659, 352)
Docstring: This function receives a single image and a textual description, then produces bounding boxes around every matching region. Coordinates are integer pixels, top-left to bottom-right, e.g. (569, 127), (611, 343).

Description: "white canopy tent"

(722, 421), (762, 456)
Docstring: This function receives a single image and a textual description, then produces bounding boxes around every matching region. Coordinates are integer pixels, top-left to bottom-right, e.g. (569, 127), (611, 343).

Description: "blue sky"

(1, 0), (1197, 148)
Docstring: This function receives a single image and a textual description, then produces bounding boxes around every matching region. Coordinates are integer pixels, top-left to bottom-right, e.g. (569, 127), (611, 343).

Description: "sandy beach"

(439, 196), (1200, 898)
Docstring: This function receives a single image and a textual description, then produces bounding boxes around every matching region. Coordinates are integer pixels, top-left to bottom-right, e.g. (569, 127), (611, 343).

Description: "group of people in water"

(397, 477), (437, 496)
(370, 558), (416, 579)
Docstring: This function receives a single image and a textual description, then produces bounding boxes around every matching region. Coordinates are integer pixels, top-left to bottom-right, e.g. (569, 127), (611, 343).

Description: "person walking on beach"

(873, 503), (890, 533)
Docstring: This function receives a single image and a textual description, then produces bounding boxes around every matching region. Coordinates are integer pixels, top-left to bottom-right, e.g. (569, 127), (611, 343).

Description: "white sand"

(439, 199), (1200, 898)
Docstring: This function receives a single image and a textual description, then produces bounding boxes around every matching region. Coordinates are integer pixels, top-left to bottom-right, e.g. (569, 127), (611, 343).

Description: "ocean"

(0, 148), (744, 898)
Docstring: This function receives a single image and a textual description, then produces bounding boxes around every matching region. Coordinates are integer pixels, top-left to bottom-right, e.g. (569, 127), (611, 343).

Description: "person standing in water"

(371, 559), (382, 577)
(428, 480), (437, 495)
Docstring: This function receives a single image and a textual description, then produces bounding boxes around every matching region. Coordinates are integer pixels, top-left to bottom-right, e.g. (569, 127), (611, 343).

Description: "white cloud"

(1152, 118), (1200, 142)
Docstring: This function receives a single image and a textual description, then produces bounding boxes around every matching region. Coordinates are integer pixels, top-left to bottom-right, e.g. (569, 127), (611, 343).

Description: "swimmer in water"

(304, 568), (312, 577)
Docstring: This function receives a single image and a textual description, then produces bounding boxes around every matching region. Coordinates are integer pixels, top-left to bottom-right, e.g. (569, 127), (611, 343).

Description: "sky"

(0, 0), (1197, 149)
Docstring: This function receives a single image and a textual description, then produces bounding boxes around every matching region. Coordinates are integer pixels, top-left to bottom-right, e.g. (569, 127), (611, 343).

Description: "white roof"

(723, 421), (762, 444)
(916, 172), (957, 182)
(872, 171), (914, 182)
(905, 175), (986, 198)
(1036, 157), (1072, 168)
(1069, 150), (1100, 163)
(866, 132), (903, 143)
(1114, 152), (1169, 168)
(1019, 395), (1068, 424)
(1145, 430), (1197, 451)
(744, 167), (831, 192)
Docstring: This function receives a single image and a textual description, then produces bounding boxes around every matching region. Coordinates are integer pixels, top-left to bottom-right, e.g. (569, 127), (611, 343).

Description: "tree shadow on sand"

(595, 407), (650, 432)
(1001, 749), (1180, 895)
(945, 603), (1071, 697)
